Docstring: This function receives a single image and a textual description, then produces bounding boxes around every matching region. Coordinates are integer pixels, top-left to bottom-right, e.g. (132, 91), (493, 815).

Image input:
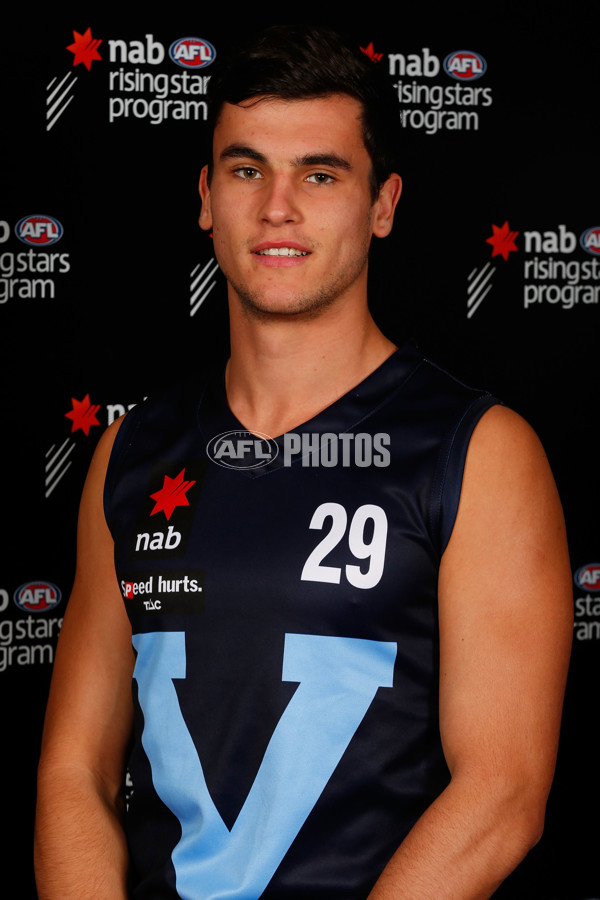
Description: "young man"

(35, 26), (572, 899)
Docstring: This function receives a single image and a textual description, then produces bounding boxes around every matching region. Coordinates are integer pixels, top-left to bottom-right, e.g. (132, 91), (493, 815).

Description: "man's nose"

(258, 174), (302, 226)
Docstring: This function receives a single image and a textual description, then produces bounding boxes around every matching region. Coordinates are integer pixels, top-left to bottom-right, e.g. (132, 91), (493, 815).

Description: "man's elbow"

(496, 773), (551, 865)
(452, 763), (554, 868)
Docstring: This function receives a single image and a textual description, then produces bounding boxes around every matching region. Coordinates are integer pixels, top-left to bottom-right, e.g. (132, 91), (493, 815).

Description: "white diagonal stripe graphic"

(45, 438), (76, 498)
(467, 282), (494, 319)
(467, 263), (496, 318)
(45, 437), (72, 466)
(46, 73), (78, 131)
(468, 262), (492, 294)
(467, 265), (495, 307)
(47, 72), (76, 105)
(191, 258), (219, 293)
(47, 95), (76, 131)
(190, 258), (219, 316)
(190, 281), (218, 317)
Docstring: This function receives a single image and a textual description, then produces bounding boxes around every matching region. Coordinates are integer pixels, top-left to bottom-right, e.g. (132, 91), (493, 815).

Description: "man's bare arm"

(35, 419), (134, 899)
(367, 406), (572, 899)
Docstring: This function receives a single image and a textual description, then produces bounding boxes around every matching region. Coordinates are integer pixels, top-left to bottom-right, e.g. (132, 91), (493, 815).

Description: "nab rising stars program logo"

(0, 214), (69, 305)
(381, 43), (493, 135)
(46, 27), (216, 131)
(467, 221), (600, 316)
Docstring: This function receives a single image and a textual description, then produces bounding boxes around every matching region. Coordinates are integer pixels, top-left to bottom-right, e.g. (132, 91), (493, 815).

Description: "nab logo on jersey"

(169, 37), (216, 69)
(129, 460), (207, 561)
(444, 51), (486, 81)
(574, 563), (600, 592)
(14, 581), (61, 613)
(16, 215), (63, 246)
(135, 526), (182, 553)
(580, 227), (600, 256)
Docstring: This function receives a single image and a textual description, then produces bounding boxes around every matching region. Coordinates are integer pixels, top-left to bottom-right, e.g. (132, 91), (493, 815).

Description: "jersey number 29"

(301, 502), (388, 589)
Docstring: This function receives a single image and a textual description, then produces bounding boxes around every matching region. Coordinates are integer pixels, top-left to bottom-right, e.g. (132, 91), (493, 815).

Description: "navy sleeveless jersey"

(104, 344), (497, 900)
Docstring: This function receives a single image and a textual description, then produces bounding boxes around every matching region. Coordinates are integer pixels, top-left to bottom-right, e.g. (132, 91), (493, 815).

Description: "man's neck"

(225, 296), (397, 437)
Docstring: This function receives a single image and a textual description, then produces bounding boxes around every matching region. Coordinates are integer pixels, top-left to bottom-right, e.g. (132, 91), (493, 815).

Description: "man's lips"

(250, 241), (311, 266)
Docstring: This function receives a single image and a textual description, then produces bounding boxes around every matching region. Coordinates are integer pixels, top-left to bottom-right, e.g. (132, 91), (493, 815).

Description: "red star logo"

(66, 27), (103, 71)
(150, 469), (196, 521)
(65, 394), (101, 435)
(360, 42), (383, 63)
(486, 221), (519, 261)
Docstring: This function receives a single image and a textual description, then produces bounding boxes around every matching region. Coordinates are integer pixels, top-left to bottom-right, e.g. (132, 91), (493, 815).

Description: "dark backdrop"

(2, 13), (598, 898)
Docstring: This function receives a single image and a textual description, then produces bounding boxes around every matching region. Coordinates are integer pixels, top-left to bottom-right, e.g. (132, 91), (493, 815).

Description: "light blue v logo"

(133, 631), (396, 900)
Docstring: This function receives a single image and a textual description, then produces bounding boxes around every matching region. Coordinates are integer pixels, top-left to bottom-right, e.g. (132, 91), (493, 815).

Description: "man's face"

(199, 95), (400, 319)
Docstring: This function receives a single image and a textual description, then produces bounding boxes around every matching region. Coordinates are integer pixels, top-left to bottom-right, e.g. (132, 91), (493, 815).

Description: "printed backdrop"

(2, 14), (599, 898)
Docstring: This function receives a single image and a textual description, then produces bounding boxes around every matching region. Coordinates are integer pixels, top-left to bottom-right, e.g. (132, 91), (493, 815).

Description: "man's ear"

(198, 165), (213, 232)
(372, 173), (402, 239)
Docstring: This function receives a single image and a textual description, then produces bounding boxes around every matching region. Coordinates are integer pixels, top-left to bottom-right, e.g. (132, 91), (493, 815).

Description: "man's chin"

(232, 287), (341, 322)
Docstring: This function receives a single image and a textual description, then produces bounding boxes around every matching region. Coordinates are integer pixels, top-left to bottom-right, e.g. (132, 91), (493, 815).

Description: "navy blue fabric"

(104, 344), (497, 899)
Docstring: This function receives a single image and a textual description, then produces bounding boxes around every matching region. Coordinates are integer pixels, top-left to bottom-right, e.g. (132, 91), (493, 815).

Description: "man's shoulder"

(381, 343), (498, 428)
(409, 346), (492, 400)
(104, 373), (214, 482)
(116, 371), (216, 443)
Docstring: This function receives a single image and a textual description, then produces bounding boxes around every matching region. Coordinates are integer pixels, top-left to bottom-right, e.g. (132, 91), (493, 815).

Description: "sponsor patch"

(121, 569), (205, 616)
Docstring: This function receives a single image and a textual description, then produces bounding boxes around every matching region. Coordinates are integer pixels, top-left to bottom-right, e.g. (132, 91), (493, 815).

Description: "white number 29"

(300, 502), (388, 589)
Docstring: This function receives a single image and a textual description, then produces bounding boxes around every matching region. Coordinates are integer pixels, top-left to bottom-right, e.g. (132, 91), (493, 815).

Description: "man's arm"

(35, 419), (134, 900)
(368, 405), (572, 899)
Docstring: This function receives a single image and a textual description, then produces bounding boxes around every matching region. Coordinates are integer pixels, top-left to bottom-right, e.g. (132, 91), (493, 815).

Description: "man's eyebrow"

(294, 153), (352, 171)
(219, 145), (352, 171)
(220, 144), (268, 164)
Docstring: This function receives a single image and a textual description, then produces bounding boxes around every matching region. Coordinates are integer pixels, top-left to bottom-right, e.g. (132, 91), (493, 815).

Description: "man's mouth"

(254, 247), (309, 257)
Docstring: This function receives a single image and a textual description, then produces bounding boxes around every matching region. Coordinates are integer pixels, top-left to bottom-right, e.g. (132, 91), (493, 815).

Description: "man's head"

(205, 25), (401, 201)
(199, 26), (402, 321)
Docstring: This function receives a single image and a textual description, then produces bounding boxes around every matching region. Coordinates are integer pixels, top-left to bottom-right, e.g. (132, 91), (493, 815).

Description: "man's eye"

(306, 173), (335, 185)
(234, 167), (262, 180)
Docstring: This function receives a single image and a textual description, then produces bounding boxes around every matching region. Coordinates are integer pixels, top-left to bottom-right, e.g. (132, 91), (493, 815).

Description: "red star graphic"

(65, 394), (101, 435)
(486, 221), (519, 261)
(150, 469), (196, 521)
(360, 42), (383, 63)
(66, 27), (103, 70)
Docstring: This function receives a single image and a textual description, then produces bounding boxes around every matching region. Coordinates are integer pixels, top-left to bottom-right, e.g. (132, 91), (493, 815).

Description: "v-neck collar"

(196, 344), (421, 478)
